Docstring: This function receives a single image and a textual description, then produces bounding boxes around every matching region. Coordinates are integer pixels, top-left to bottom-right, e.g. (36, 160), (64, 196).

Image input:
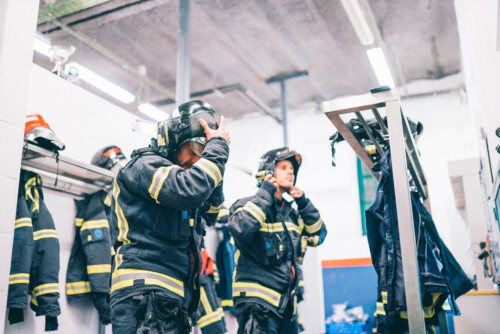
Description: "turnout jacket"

(66, 190), (113, 323)
(109, 137), (229, 314)
(229, 181), (327, 316)
(8, 171), (60, 331)
(196, 249), (226, 333)
(366, 150), (472, 333)
(215, 209), (237, 313)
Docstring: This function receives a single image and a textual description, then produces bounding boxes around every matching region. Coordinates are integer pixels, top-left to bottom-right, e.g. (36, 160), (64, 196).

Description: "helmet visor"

(188, 138), (206, 156)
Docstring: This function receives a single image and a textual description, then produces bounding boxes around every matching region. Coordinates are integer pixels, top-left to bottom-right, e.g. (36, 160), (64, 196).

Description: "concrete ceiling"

(34, 0), (461, 121)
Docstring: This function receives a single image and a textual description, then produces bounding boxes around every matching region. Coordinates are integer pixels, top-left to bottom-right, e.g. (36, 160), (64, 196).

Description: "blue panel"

(323, 265), (378, 331)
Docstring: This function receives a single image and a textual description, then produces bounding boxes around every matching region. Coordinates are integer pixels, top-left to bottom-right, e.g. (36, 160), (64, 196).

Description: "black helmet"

(157, 100), (220, 155)
(255, 147), (302, 187)
(91, 146), (127, 170)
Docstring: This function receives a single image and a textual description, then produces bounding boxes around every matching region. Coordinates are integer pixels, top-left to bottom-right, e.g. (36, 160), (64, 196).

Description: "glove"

(93, 292), (111, 325)
(8, 308), (24, 324)
(45, 316), (58, 331)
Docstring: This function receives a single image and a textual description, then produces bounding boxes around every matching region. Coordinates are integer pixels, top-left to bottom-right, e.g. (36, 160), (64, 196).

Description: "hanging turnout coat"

(7, 171), (61, 331)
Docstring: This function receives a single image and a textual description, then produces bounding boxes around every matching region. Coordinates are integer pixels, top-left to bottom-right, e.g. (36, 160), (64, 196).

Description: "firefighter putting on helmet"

(228, 147), (327, 334)
(109, 101), (230, 334)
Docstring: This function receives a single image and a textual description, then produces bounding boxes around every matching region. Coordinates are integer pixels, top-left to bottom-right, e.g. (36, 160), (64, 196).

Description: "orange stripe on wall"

(322, 258), (372, 268)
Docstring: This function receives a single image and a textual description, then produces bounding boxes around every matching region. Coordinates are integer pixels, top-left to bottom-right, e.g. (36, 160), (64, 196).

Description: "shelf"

(21, 142), (115, 197)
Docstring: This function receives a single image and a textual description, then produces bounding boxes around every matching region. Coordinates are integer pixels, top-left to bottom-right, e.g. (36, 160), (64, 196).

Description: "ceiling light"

(340, 0), (374, 46)
(138, 103), (168, 121)
(65, 62), (135, 104)
(34, 35), (51, 57)
(367, 47), (395, 88)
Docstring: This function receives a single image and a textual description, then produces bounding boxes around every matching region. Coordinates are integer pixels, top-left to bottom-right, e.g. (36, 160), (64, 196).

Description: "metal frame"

(323, 89), (427, 334)
(21, 143), (116, 197)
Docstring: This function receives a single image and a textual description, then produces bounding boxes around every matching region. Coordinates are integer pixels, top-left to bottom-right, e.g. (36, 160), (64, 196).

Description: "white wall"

(0, 0), (40, 329)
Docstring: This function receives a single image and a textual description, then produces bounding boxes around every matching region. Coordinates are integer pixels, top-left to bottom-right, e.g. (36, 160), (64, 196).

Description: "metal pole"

(280, 81), (288, 146)
(176, 0), (190, 104)
(386, 100), (425, 334)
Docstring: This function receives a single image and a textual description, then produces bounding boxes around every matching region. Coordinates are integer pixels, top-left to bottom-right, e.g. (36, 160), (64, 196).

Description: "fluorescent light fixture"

(367, 47), (395, 88)
(340, 0), (374, 46)
(34, 35), (51, 57)
(138, 103), (168, 121)
(65, 62), (135, 104)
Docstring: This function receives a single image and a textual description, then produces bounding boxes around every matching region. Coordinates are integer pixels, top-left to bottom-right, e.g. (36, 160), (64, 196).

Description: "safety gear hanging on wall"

(7, 171), (61, 331)
(215, 208), (237, 314)
(109, 136), (228, 325)
(366, 150), (472, 333)
(228, 180), (327, 317)
(90, 145), (127, 171)
(66, 190), (113, 325)
(195, 249), (226, 333)
(255, 147), (302, 187)
(24, 114), (65, 151)
(156, 100), (220, 157)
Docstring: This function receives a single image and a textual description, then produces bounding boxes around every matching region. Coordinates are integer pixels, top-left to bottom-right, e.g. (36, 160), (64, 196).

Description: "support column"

(175, 0), (190, 104)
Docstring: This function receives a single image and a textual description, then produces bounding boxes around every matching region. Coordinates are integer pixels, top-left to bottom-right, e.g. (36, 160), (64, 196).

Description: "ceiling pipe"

(47, 17), (175, 100)
(176, 0), (190, 104)
(38, 0), (113, 25)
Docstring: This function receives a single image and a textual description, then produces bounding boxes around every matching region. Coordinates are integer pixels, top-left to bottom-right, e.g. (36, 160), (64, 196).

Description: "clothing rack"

(323, 89), (429, 334)
(21, 142), (116, 197)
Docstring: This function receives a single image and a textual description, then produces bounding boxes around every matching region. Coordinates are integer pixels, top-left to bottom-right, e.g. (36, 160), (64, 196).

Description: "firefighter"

(229, 147), (327, 334)
(109, 101), (230, 334)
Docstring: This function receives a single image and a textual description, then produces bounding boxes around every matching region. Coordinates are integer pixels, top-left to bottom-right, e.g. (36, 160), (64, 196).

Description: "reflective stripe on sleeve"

(32, 283), (59, 296)
(33, 229), (58, 240)
(15, 217), (32, 229)
(195, 158), (222, 186)
(87, 264), (112, 274)
(66, 281), (91, 295)
(148, 166), (177, 203)
(81, 219), (109, 231)
(9, 273), (29, 284)
(305, 218), (323, 234)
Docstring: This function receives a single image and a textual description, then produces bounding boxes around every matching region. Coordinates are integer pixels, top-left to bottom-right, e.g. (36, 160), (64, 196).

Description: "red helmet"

(24, 114), (65, 151)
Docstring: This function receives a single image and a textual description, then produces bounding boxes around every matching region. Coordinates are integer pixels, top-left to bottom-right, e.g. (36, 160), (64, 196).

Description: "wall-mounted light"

(367, 47), (395, 88)
(65, 62), (135, 104)
(138, 103), (168, 121)
(340, 0), (374, 46)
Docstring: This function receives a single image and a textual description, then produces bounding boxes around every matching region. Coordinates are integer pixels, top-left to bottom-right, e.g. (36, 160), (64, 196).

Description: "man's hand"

(288, 186), (304, 199)
(264, 173), (278, 188)
(199, 115), (231, 144)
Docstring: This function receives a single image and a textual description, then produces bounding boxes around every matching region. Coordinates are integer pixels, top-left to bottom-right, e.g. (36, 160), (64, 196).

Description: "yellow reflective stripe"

(305, 218), (323, 234)
(197, 307), (224, 328)
(87, 264), (112, 274)
(111, 246), (116, 256)
(81, 219), (109, 231)
(381, 291), (388, 304)
(9, 273), (29, 284)
(33, 283), (59, 296)
(200, 287), (213, 314)
(15, 217), (32, 229)
(233, 282), (281, 307)
(376, 302), (386, 315)
(240, 202), (266, 225)
(299, 280), (304, 287)
(195, 158), (222, 186)
(33, 229), (58, 240)
(285, 222), (301, 234)
(218, 208), (229, 220)
(113, 182), (130, 245)
(104, 194), (112, 207)
(111, 268), (184, 297)
(207, 203), (223, 214)
(75, 218), (84, 227)
(148, 166), (176, 203)
(259, 222), (283, 232)
(221, 299), (233, 307)
(66, 281), (91, 295)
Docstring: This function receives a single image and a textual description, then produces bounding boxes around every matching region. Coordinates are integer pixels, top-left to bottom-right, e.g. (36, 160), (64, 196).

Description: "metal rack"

(21, 142), (115, 197)
(323, 89), (427, 334)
